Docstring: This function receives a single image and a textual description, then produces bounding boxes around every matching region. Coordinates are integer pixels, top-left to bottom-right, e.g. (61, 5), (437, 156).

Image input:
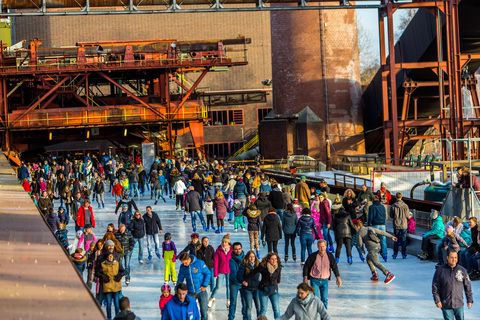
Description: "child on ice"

(162, 232), (177, 285)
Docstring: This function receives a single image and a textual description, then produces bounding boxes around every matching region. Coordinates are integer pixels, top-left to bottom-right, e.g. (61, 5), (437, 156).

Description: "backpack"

(367, 228), (381, 244)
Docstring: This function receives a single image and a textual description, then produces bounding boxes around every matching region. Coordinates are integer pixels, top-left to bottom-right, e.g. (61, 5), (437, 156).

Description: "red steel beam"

(171, 68), (209, 117)
(379, 8), (391, 164)
(169, 73), (190, 93)
(98, 72), (165, 120)
(10, 76), (70, 126)
(387, 2), (399, 164)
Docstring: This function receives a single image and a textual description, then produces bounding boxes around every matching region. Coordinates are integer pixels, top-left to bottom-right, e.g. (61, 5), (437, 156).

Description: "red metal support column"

(379, 8), (391, 164)
(387, 2), (399, 164)
(2, 79), (10, 151)
(85, 74), (90, 107)
(436, 5), (448, 161)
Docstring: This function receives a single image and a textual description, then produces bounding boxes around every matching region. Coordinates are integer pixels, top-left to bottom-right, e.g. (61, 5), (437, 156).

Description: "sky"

(356, 5), (414, 69)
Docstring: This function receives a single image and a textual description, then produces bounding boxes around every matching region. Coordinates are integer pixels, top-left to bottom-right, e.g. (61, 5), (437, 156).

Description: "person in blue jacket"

(162, 283), (200, 320)
(177, 252), (211, 320)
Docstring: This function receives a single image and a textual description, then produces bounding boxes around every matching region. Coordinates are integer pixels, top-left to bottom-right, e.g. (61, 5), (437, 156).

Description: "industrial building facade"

(13, 9), (363, 160)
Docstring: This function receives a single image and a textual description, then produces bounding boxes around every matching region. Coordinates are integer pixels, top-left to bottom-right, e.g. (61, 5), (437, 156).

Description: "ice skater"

(354, 220), (397, 284)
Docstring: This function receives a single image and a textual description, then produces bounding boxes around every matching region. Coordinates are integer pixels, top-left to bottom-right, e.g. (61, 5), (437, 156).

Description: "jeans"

(300, 233), (314, 262)
(133, 237), (144, 261)
(240, 289), (260, 320)
(228, 283), (242, 320)
(122, 251), (132, 279)
(258, 289), (280, 319)
(393, 228), (407, 257)
(211, 273), (230, 299)
(322, 226), (334, 247)
(208, 268), (215, 291)
(459, 249), (473, 271)
(310, 277), (329, 308)
(190, 291), (208, 320)
(146, 233), (160, 259)
(129, 182), (139, 198)
(276, 208), (284, 221)
(437, 242), (447, 265)
(190, 211), (206, 230)
(104, 291), (120, 319)
(284, 234), (296, 258)
(372, 225), (388, 258)
(442, 307), (464, 320)
(96, 192), (105, 207)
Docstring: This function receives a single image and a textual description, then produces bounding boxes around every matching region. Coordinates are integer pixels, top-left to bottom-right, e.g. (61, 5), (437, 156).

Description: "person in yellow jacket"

(162, 232), (178, 286)
(99, 253), (124, 320)
(252, 174), (262, 195)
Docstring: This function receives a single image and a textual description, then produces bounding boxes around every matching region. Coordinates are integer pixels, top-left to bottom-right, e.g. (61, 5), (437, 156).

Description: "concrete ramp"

(0, 156), (105, 320)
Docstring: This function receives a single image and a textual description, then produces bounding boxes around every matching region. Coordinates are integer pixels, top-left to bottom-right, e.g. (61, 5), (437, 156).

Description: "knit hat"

(105, 240), (115, 247)
(301, 176), (306, 181)
(191, 233), (199, 239)
(446, 225), (454, 234)
(161, 284), (171, 292)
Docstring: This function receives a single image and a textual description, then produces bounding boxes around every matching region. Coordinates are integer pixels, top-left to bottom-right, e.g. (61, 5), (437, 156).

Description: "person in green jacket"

(417, 210), (445, 260)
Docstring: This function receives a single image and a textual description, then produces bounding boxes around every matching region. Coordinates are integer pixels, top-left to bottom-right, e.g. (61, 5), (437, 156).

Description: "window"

(204, 141), (244, 159)
(257, 108), (272, 123)
(207, 109), (244, 126)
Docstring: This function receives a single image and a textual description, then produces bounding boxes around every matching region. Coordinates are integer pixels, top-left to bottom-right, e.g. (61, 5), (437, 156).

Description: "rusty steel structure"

(378, 0), (480, 164)
(0, 37), (249, 157)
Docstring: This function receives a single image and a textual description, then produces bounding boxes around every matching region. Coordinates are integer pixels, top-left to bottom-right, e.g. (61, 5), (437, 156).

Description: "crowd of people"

(16, 151), (478, 320)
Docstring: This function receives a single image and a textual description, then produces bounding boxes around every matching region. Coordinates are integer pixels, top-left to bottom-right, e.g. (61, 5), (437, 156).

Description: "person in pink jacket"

(208, 234), (232, 309)
(76, 225), (98, 251)
(318, 193), (333, 252)
(214, 191), (229, 234)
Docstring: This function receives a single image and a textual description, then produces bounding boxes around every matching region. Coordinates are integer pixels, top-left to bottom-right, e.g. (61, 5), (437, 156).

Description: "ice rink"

(69, 191), (480, 320)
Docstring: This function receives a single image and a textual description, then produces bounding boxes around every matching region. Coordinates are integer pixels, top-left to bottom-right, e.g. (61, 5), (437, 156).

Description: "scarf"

(298, 293), (313, 306)
(267, 262), (277, 274)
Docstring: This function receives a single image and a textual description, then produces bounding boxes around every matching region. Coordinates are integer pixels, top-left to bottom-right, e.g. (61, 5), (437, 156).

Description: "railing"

(0, 54), (248, 75)
(9, 102), (204, 129)
(333, 172), (370, 189)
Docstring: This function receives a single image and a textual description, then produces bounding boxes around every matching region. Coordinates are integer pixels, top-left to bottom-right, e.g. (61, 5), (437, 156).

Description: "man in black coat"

(143, 206), (162, 261)
(197, 236), (215, 290)
(261, 208), (282, 254)
(185, 186), (206, 232)
(115, 224), (135, 285)
(432, 250), (473, 319)
(268, 185), (285, 220)
(303, 240), (342, 309)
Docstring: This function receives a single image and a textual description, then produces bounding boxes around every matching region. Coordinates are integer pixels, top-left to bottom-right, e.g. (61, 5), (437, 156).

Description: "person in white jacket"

(173, 179), (187, 210)
(278, 282), (331, 320)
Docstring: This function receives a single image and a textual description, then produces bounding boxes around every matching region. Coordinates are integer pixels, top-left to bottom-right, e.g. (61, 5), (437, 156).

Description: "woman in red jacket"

(76, 199), (96, 231)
